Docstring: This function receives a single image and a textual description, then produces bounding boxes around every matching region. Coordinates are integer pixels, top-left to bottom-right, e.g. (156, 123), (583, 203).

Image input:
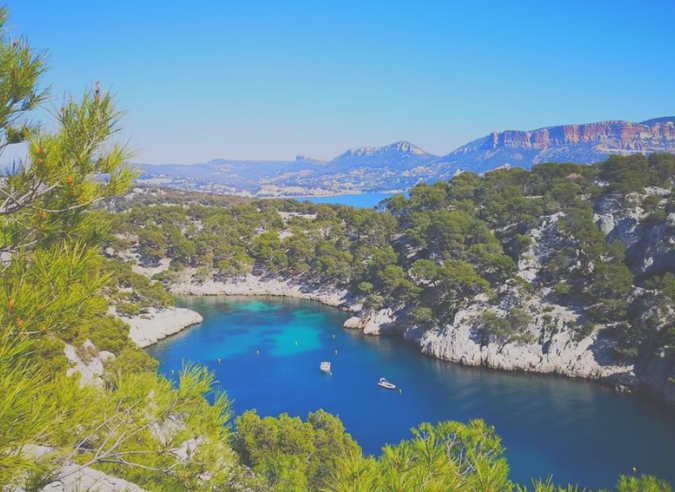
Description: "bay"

(147, 296), (675, 489)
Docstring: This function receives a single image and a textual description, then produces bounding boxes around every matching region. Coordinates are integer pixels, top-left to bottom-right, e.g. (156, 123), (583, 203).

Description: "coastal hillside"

(136, 118), (675, 196)
(108, 153), (675, 407)
(433, 117), (675, 176)
(4, 3), (675, 491)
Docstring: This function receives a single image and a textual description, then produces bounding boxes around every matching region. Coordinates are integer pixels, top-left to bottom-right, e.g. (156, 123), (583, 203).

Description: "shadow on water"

(146, 296), (675, 489)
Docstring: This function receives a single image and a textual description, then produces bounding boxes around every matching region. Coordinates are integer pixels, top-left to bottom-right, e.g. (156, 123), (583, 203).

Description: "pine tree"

(0, 9), (250, 491)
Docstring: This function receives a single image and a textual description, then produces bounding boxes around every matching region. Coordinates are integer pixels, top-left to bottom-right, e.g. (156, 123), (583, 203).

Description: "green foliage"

(600, 154), (652, 194)
(234, 410), (361, 492)
(104, 346), (159, 378)
(1, 242), (110, 343)
(3, 7), (673, 491)
(646, 272), (675, 302)
(572, 322), (595, 343)
(105, 260), (174, 315)
(86, 315), (132, 355)
(327, 420), (512, 492)
(363, 294), (385, 311)
(585, 262), (633, 322)
(616, 474), (672, 492)
(412, 306), (435, 326)
(554, 282), (572, 297)
(0, 11), (253, 490)
(109, 151), (675, 377)
(479, 308), (535, 345)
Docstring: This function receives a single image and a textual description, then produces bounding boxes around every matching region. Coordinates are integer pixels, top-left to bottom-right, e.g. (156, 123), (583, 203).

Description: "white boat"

(320, 362), (332, 374)
(377, 377), (396, 390)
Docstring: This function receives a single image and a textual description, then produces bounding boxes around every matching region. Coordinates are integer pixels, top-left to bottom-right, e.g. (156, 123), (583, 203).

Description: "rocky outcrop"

(436, 117), (675, 175)
(118, 306), (204, 348)
(171, 272), (355, 310)
(419, 295), (630, 381)
(343, 309), (397, 335)
(593, 190), (675, 276)
(127, 195), (675, 405)
(64, 340), (115, 388)
(13, 446), (148, 492)
(480, 119), (675, 152)
(33, 464), (148, 492)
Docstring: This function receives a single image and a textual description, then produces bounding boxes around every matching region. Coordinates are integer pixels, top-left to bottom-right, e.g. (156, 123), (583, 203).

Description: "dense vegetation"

(108, 154), (675, 360)
(1, 7), (673, 492)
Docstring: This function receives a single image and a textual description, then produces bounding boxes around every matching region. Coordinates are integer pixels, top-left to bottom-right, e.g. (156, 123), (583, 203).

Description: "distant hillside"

(136, 141), (439, 196)
(321, 141), (436, 173)
(431, 117), (675, 177)
(136, 117), (675, 196)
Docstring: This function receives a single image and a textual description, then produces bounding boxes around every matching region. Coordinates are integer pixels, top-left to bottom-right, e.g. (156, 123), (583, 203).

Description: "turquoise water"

(299, 192), (397, 208)
(147, 296), (675, 489)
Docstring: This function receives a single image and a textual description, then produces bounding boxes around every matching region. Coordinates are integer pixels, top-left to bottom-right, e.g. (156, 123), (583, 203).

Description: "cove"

(146, 296), (675, 489)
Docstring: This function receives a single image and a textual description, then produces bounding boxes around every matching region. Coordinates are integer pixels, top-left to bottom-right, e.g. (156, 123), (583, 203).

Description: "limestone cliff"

(436, 117), (675, 176)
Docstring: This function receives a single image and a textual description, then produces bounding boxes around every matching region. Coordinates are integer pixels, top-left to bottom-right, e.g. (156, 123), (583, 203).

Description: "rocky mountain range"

(136, 116), (675, 196)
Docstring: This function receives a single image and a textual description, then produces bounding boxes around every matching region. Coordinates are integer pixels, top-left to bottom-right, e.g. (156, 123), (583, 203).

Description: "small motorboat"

(377, 378), (396, 390)
(320, 362), (332, 374)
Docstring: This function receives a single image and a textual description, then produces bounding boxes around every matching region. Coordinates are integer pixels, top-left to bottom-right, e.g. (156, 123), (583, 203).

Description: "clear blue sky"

(7, 0), (675, 164)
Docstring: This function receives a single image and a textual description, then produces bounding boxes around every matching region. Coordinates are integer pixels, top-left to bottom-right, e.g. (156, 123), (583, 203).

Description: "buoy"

(171, 370), (174, 374)
(335, 350), (338, 355)
(332, 334), (336, 339)
(295, 341), (298, 346)
(256, 350), (260, 355)
(633, 467), (637, 473)
(398, 389), (403, 394)
(217, 358), (221, 363)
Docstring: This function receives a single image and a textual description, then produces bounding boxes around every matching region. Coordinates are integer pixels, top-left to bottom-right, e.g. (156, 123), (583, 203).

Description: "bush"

(87, 316), (132, 355)
(554, 281), (572, 297)
(412, 306), (435, 326)
(104, 346), (159, 379)
(479, 308), (535, 345)
(573, 322), (595, 342)
(116, 302), (142, 317)
(234, 410), (360, 492)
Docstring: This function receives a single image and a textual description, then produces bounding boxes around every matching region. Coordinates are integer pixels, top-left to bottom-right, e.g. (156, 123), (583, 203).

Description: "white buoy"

(335, 350), (338, 355)
(256, 350), (260, 355)
(295, 341), (298, 346)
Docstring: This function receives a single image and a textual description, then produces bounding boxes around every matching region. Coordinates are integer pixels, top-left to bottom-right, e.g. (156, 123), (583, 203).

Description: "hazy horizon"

(9, 0), (675, 164)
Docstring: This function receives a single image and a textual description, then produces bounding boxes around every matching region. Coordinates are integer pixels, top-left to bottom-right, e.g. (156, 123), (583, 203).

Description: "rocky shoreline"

(117, 274), (354, 349)
(120, 272), (674, 407)
(118, 306), (204, 348)
(168, 275), (629, 380)
(170, 272), (355, 309)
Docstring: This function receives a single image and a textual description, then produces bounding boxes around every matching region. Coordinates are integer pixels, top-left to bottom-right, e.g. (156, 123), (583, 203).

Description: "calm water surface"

(299, 192), (397, 208)
(147, 296), (675, 489)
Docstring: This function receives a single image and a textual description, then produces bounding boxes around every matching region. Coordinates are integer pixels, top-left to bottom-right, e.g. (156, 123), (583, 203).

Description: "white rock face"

(420, 320), (626, 379)
(120, 307), (204, 348)
(35, 464), (148, 492)
(64, 340), (115, 388)
(171, 273), (353, 310)
(343, 309), (396, 335)
(343, 316), (363, 329)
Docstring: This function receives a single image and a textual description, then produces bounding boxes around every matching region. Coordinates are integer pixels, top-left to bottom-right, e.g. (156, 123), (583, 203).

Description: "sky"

(6, 0), (675, 164)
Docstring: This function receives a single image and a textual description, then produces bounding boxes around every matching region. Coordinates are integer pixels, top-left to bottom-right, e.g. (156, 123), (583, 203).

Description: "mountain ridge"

(136, 116), (675, 195)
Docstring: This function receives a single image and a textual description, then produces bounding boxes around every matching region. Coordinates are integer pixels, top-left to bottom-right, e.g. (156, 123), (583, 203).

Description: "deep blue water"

(147, 296), (675, 489)
(298, 192), (397, 208)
